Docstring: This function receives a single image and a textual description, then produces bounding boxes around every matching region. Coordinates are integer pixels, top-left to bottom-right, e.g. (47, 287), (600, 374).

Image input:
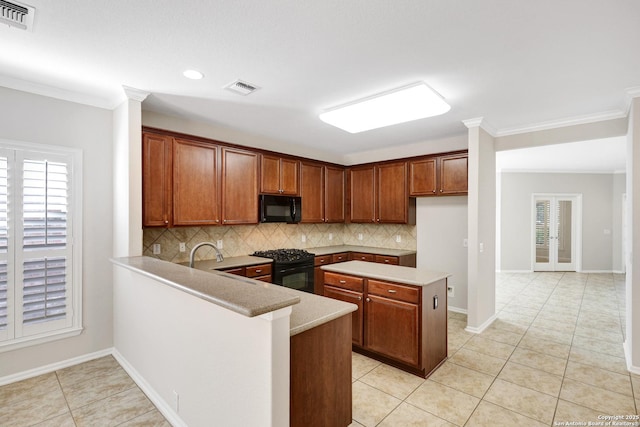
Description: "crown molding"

(462, 117), (497, 136)
(495, 109), (627, 137)
(122, 86), (149, 102)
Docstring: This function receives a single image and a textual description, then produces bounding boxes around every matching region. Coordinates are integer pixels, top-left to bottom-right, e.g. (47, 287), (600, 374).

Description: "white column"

(625, 94), (640, 374)
(464, 118), (497, 332)
(113, 86), (149, 257)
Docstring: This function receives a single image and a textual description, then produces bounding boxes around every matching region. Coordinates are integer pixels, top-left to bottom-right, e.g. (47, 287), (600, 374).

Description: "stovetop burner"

(252, 248), (315, 263)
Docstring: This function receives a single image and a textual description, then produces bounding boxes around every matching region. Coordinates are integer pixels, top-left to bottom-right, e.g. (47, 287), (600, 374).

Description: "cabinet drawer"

(246, 263), (272, 278)
(367, 279), (420, 304)
(314, 255), (332, 267)
(255, 275), (272, 283)
(351, 252), (375, 262)
(324, 272), (364, 292)
(331, 252), (350, 263)
(375, 255), (399, 265)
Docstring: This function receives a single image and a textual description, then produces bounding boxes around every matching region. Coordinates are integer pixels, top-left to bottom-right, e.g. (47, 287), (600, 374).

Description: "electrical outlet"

(301, 234), (306, 243)
(329, 233), (333, 241)
(479, 243), (484, 253)
(463, 238), (468, 248)
(179, 242), (186, 252)
(358, 233), (363, 241)
(217, 239), (223, 249)
(172, 390), (179, 412)
(152, 244), (161, 254)
(395, 235), (401, 243)
(447, 286), (455, 297)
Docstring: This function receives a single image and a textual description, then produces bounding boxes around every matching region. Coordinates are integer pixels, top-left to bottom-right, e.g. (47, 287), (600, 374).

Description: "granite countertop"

(321, 260), (450, 287)
(308, 245), (416, 257)
(112, 256), (356, 336)
(182, 255), (273, 271)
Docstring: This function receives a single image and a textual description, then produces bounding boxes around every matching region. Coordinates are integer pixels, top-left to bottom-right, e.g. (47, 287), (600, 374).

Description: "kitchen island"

(111, 256), (356, 427)
(321, 261), (450, 378)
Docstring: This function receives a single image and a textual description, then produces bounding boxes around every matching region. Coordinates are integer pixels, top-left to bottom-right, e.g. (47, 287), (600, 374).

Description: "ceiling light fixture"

(319, 82), (451, 133)
(183, 69), (204, 80)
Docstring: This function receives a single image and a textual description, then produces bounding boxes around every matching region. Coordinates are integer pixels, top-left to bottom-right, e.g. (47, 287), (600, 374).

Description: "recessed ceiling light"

(319, 82), (451, 133)
(183, 69), (204, 80)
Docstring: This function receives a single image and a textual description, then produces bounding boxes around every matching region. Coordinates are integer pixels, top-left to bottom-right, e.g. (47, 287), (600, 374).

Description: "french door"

(533, 195), (579, 271)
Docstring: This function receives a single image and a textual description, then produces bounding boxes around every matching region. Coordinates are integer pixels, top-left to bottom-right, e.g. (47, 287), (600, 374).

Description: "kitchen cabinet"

(348, 162), (415, 224)
(221, 147), (259, 225)
(365, 280), (420, 366)
(409, 152), (468, 196)
(260, 154), (299, 195)
(142, 132), (172, 227)
(313, 255), (332, 294)
(172, 138), (220, 226)
(331, 252), (349, 263)
(322, 270), (447, 378)
(300, 161), (345, 223)
(223, 263), (272, 282)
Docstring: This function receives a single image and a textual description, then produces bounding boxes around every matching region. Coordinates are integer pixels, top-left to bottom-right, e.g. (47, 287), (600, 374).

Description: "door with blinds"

(533, 195), (579, 271)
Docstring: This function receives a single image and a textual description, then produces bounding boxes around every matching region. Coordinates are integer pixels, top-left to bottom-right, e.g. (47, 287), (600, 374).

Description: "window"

(0, 142), (82, 352)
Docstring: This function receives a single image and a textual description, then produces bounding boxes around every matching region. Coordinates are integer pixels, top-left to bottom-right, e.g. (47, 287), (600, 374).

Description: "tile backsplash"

(143, 223), (417, 263)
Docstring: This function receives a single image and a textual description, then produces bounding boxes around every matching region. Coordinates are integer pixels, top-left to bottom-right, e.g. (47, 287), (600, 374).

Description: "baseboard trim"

(112, 349), (187, 427)
(580, 270), (617, 273)
(0, 347), (113, 387)
(496, 270), (534, 273)
(623, 340), (640, 375)
(465, 314), (497, 334)
(447, 306), (467, 315)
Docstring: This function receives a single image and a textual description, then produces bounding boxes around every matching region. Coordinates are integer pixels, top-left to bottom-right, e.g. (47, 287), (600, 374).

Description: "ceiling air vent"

(0, 0), (35, 31)
(224, 79), (260, 96)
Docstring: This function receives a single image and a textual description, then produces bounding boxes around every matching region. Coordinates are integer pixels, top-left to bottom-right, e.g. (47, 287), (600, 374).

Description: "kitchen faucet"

(189, 242), (224, 267)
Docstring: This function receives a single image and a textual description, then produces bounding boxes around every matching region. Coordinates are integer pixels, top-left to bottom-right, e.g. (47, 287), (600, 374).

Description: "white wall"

(612, 173), (626, 273)
(500, 172), (618, 272)
(0, 86), (114, 377)
(416, 197), (468, 310)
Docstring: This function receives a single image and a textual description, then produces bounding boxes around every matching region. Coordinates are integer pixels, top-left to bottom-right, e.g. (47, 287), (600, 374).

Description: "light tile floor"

(350, 272), (640, 426)
(2, 272), (638, 427)
(0, 355), (170, 427)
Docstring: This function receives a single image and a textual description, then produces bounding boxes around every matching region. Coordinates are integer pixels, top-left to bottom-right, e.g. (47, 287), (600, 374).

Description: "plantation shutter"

(16, 152), (73, 337)
(0, 154), (8, 336)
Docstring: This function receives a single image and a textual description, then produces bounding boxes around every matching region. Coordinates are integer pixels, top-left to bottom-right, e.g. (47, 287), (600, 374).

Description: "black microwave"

(259, 195), (302, 223)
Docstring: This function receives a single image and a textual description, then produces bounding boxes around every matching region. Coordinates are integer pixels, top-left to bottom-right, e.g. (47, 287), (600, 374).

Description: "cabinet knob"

(366, 298), (370, 302)
(432, 190), (436, 193)
(384, 259), (389, 263)
(164, 220), (169, 224)
(440, 189), (443, 193)
(357, 296), (362, 301)
(320, 259), (325, 263)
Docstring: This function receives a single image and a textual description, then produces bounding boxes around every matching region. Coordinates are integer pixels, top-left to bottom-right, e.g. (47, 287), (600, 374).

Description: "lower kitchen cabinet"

(323, 271), (447, 378)
(221, 263), (272, 282)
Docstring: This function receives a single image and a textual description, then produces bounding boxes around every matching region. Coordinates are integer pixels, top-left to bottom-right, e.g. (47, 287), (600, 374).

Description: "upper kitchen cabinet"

(300, 161), (345, 223)
(260, 154), (299, 195)
(439, 153), (468, 195)
(173, 138), (220, 226)
(349, 162), (415, 224)
(143, 132), (172, 227)
(409, 152), (468, 196)
(222, 147), (259, 224)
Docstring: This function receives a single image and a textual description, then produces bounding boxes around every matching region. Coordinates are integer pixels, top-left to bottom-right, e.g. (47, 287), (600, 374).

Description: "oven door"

(274, 263), (314, 293)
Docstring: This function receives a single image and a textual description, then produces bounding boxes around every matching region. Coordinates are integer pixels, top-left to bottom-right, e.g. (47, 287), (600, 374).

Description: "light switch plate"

(152, 244), (161, 254)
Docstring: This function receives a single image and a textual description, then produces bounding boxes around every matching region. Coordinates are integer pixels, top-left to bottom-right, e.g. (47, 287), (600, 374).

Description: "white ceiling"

(1, 1), (639, 159)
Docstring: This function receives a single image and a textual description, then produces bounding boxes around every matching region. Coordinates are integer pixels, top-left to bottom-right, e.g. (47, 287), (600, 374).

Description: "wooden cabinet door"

(440, 154), (468, 195)
(324, 166), (345, 223)
(349, 166), (375, 223)
(323, 285), (364, 346)
(300, 162), (324, 223)
(280, 158), (299, 195)
(376, 162), (408, 223)
(409, 158), (437, 196)
(365, 295), (419, 366)
(260, 155), (299, 195)
(142, 132), (172, 227)
(172, 139), (219, 226)
(222, 147), (259, 224)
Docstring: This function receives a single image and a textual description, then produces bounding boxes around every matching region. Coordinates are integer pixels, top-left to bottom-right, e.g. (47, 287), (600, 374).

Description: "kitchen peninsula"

(111, 256), (356, 427)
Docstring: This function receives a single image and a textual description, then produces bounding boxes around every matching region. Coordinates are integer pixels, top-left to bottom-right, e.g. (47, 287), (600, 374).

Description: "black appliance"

(253, 249), (314, 293)
(259, 195), (301, 223)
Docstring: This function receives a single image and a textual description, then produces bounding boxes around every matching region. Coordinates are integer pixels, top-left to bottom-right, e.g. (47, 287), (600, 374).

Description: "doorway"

(532, 194), (581, 271)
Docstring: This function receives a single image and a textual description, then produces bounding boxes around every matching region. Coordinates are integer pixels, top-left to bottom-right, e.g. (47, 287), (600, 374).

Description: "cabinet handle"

(339, 280), (346, 284)
(255, 269), (262, 273)
(320, 259), (325, 263)
(433, 295), (438, 309)
(388, 289), (397, 294)
(384, 259), (390, 263)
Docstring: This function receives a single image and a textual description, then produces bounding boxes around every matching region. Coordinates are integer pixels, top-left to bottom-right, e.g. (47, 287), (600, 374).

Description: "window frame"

(0, 139), (83, 353)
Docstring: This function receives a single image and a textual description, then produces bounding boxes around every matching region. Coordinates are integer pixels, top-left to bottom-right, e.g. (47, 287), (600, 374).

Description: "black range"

(252, 249), (315, 294)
